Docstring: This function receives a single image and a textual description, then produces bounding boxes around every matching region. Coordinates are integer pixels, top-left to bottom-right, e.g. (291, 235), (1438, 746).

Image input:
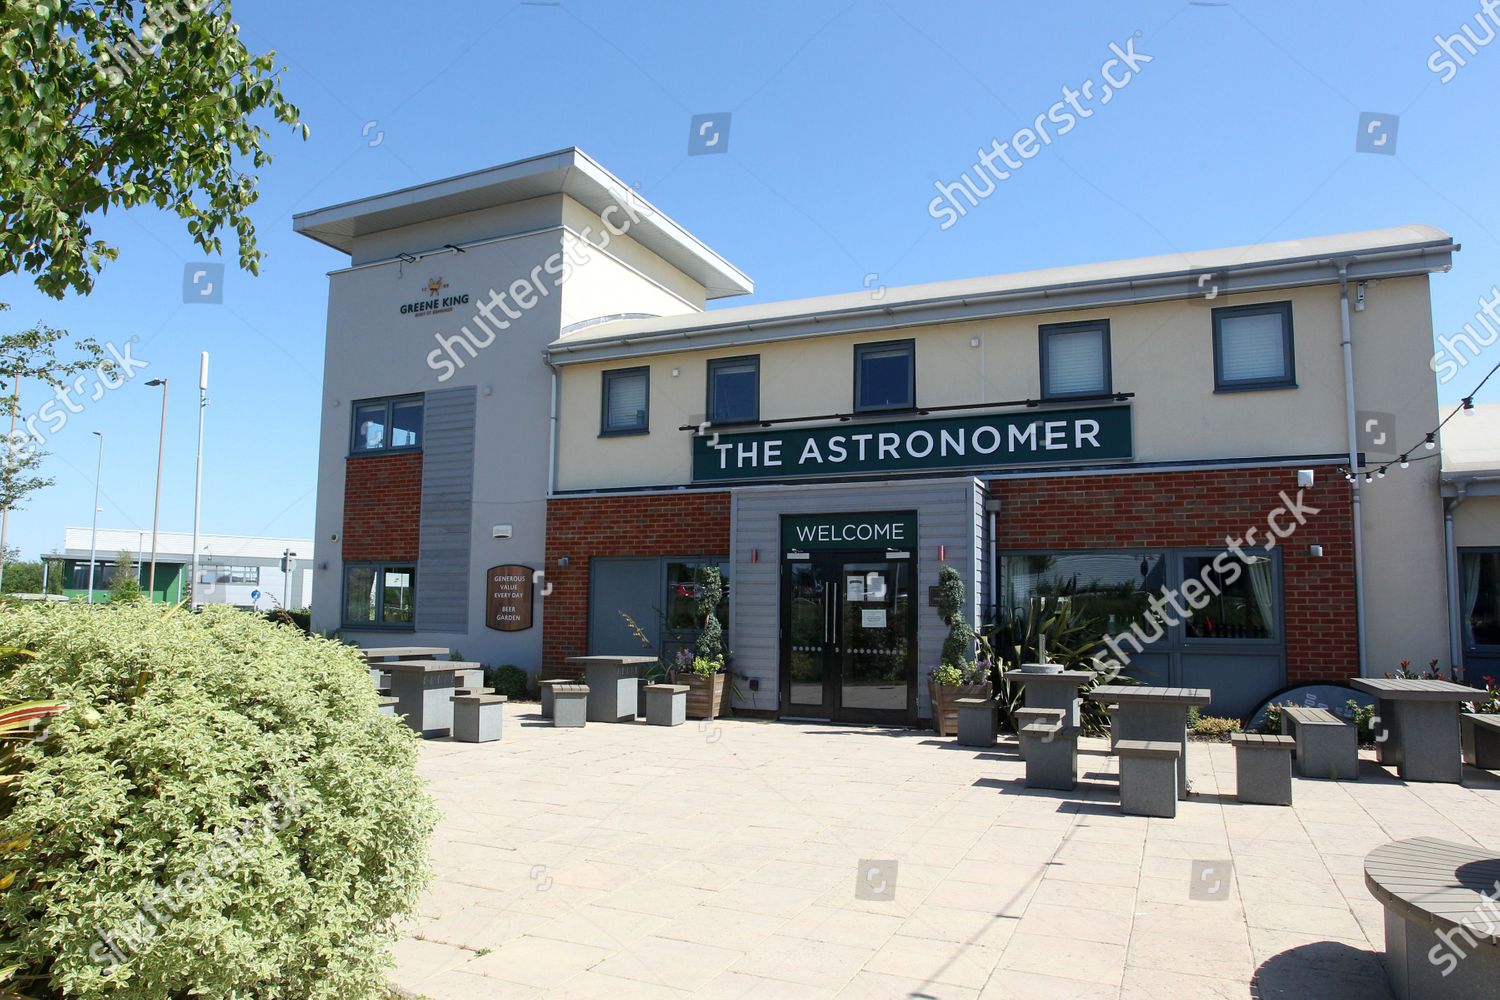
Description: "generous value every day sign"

(691, 404), (1132, 483)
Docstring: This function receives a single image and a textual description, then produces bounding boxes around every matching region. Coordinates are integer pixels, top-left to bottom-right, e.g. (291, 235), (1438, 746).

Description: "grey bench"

(377, 695), (398, 717)
(1231, 732), (1295, 805)
(1461, 713), (1500, 769)
(1116, 740), (1180, 818)
(955, 697), (997, 748)
(454, 685), (496, 698)
(552, 684), (589, 728)
(645, 683), (689, 727)
(1365, 837), (1500, 999)
(451, 694), (506, 743)
(539, 678), (571, 719)
(1281, 705), (1359, 781)
(1016, 707), (1079, 791)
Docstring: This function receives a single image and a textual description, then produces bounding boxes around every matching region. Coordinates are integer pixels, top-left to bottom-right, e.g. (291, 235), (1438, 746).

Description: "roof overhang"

(292, 148), (753, 299)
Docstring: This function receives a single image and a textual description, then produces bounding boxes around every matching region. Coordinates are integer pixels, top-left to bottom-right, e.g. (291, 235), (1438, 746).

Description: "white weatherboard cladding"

(730, 478), (984, 716)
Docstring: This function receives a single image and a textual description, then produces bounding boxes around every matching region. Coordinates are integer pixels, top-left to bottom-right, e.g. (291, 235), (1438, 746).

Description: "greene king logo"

(399, 277), (470, 317)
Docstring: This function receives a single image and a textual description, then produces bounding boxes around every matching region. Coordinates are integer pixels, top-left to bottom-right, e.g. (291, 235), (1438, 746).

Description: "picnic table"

(1089, 686), (1211, 800)
(1350, 678), (1477, 783)
(1018, 670), (1093, 729)
(566, 655), (658, 723)
(358, 646), (452, 661)
(385, 660), (470, 738)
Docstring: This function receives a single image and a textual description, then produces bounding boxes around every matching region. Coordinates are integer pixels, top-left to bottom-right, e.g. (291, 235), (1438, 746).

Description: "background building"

(1442, 403), (1500, 682)
(59, 528), (313, 608)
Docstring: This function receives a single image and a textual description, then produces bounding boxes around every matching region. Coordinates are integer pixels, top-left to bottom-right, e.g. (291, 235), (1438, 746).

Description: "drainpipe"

(1444, 485), (1468, 677)
(543, 354), (561, 497)
(1338, 265), (1369, 676)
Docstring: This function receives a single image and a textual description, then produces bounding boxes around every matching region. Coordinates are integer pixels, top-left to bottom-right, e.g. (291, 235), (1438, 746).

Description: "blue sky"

(3, 0), (1499, 560)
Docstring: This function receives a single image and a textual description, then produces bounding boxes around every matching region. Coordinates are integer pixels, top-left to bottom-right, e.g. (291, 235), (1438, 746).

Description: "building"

(59, 528), (313, 608)
(1442, 403), (1500, 682)
(296, 147), (1463, 721)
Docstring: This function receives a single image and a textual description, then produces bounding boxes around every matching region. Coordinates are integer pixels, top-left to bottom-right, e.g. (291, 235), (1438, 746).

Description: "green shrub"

(0, 603), (436, 999)
(489, 664), (528, 699)
(1191, 715), (1242, 741)
(1256, 702), (1286, 735)
(935, 565), (976, 672)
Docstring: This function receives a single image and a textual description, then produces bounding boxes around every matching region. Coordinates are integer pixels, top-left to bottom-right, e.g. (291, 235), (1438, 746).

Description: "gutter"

(1338, 265), (1369, 677)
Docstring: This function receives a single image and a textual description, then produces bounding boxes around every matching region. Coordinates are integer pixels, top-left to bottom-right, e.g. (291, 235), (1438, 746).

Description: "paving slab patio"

(392, 702), (1500, 999)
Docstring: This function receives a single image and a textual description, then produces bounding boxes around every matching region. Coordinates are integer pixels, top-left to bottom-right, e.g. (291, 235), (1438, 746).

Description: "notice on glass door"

(861, 608), (887, 628)
(865, 573), (887, 601)
(846, 576), (866, 601)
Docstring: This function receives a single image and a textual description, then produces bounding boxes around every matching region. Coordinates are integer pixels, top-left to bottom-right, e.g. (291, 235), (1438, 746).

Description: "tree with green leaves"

(108, 549), (141, 602)
(0, 0), (306, 298)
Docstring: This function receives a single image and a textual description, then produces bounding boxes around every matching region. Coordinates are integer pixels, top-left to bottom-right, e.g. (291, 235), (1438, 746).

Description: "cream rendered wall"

(1455, 497), (1500, 548)
(559, 196), (708, 310)
(553, 274), (1451, 675)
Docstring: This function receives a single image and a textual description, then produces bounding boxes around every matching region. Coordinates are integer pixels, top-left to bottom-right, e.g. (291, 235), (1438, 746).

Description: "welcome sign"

(692, 404), (1132, 483)
(782, 512), (918, 551)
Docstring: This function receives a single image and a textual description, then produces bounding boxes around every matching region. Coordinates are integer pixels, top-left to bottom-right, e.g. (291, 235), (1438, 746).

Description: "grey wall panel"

(416, 386), (477, 633)
(730, 478), (983, 716)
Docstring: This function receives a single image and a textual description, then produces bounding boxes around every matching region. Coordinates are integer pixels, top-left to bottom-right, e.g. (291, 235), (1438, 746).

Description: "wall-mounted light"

(671, 367), (681, 377)
(938, 544), (946, 562)
(1308, 545), (1324, 558)
(557, 556), (570, 568)
(970, 337), (981, 348)
(1297, 469), (1314, 488)
(482, 385), (493, 396)
(750, 549), (758, 563)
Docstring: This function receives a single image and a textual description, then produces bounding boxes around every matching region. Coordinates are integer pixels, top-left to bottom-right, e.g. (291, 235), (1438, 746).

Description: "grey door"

(588, 558), (660, 656)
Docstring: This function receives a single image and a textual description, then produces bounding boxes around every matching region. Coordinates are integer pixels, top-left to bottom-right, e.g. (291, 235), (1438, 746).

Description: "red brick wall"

(991, 466), (1355, 684)
(343, 453), (423, 561)
(543, 492), (731, 675)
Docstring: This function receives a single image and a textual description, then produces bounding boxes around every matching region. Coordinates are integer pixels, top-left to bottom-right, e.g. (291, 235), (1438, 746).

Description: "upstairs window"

(855, 340), (915, 413)
(602, 366), (650, 435)
(708, 356), (760, 424)
(1213, 302), (1295, 391)
(352, 395), (423, 453)
(1040, 320), (1111, 399)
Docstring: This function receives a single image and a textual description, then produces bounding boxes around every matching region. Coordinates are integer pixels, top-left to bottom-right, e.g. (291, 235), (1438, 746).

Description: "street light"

(145, 378), (168, 598)
(190, 353), (208, 609)
(282, 549), (298, 609)
(87, 431), (103, 604)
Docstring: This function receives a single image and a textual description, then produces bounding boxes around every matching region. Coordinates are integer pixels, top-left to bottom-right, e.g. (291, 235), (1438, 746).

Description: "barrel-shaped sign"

(485, 564), (535, 632)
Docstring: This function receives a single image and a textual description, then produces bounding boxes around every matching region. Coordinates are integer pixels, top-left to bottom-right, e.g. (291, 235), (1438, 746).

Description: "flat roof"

(291, 148), (753, 300)
(547, 224), (1456, 364)
(1442, 402), (1500, 477)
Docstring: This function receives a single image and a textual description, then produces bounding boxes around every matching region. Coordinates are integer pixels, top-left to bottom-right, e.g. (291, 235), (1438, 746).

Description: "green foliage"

(0, 1), (307, 299)
(0, 602), (435, 999)
(1191, 715), (1242, 741)
(930, 662), (968, 687)
(1256, 702), (1286, 735)
(1470, 676), (1499, 715)
(107, 549), (139, 603)
(489, 664), (528, 699)
(693, 567), (725, 661)
(935, 565), (975, 670)
(1345, 698), (1379, 743)
(982, 601), (1128, 737)
(1, 559), (43, 594)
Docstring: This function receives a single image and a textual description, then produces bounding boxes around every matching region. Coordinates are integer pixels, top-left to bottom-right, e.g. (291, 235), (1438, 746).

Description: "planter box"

(928, 677), (993, 737)
(671, 671), (729, 720)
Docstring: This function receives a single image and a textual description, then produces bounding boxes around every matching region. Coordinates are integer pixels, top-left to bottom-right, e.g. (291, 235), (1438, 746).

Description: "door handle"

(830, 582), (839, 653)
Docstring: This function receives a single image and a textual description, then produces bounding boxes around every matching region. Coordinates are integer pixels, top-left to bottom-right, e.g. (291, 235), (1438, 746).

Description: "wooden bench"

(1365, 837), (1500, 998)
(1281, 705), (1359, 781)
(1461, 713), (1500, 769)
(1115, 741), (1180, 818)
(1230, 733), (1295, 805)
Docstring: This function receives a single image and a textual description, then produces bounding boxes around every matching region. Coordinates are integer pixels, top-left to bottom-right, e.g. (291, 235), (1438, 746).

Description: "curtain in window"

(1245, 557), (1275, 636)
(1046, 328), (1105, 395)
(1463, 552), (1484, 647)
(1220, 313), (1286, 381)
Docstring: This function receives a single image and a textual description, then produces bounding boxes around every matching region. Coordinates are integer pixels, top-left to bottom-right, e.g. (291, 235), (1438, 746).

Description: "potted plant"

(670, 567), (731, 719)
(928, 565), (989, 736)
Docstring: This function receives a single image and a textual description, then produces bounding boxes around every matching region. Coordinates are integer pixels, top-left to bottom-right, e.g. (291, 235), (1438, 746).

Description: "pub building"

(296, 148), (1476, 724)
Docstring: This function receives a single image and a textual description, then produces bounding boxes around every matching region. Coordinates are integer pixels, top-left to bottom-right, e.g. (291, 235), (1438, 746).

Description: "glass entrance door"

(781, 553), (917, 724)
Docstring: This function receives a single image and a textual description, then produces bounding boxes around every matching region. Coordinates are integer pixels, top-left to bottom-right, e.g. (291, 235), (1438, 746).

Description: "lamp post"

(87, 431), (103, 604)
(190, 353), (207, 608)
(282, 548), (297, 609)
(145, 378), (168, 598)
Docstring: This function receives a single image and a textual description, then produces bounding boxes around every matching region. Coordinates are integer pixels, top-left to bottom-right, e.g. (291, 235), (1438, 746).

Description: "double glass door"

(781, 552), (916, 724)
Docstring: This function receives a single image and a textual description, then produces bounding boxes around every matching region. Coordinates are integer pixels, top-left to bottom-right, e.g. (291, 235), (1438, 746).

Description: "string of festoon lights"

(1340, 358), (1500, 485)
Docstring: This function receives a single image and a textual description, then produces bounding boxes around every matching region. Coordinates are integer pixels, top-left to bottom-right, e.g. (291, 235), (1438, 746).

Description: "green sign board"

(693, 404), (1131, 483)
(782, 512), (918, 551)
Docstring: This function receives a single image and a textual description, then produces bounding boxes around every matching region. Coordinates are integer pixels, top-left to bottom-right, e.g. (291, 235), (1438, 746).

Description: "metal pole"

(0, 376), (19, 589)
(87, 431), (102, 603)
(190, 353), (207, 608)
(147, 379), (168, 597)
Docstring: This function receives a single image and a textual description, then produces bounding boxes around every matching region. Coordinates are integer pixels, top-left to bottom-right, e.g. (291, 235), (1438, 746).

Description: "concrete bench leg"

(1019, 731), (1078, 790)
(645, 686), (687, 727)
(1463, 718), (1500, 769)
(1236, 747), (1293, 805)
(553, 691), (588, 729)
(1381, 906), (1500, 999)
(1296, 725), (1360, 781)
(1119, 752), (1179, 818)
(1390, 701), (1461, 783)
(1115, 703), (1191, 799)
(453, 701), (502, 743)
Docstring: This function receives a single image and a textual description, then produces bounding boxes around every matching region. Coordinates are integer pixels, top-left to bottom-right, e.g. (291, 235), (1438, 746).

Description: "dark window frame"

(341, 561), (418, 631)
(706, 355), (761, 425)
(1459, 546), (1500, 651)
(349, 394), (424, 455)
(1211, 301), (1297, 392)
(853, 339), (916, 414)
(1039, 319), (1113, 400)
(601, 366), (651, 436)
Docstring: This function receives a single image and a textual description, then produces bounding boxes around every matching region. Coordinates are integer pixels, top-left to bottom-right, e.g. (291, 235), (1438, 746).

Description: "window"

(708, 356), (759, 424)
(855, 340), (915, 413)
(352, 395), (423, 453)
(602, 367), (650, 435)
(1181, 553), (1278, 639)
(200, 564), (258, 585)
(1002, 551), (1165, 641)
(1040, 320), (1111, 399)
(67, 561), (141, 590)
(1461, 550), (1500, 648)
(1212, 302), (1295, 391)
(343, 563), (417, 628)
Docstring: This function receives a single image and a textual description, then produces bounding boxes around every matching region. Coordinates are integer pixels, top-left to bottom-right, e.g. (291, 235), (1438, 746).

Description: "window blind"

(1045, 328), (1106, 396)
(1219, 312), (1287, 382)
